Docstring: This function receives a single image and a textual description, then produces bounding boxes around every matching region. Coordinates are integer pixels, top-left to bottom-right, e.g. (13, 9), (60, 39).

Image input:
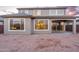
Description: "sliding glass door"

(52, 20), (64, 32)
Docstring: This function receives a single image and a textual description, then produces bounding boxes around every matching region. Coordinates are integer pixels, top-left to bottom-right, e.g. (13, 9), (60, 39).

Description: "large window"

(34, 19), (48, 30)
(9, 18), (25, 31)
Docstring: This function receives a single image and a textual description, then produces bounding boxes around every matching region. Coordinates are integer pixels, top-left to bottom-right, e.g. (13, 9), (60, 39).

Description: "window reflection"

(10, 19), (24, 30)
(35, 20), (48, 30)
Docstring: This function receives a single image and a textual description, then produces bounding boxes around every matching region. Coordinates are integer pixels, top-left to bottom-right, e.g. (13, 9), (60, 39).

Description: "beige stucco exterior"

(3, 17), (78, 34)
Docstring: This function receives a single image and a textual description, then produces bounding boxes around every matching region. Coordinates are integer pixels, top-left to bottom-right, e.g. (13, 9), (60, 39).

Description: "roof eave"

(3, 15), (76, 19)
(17, 6), (67, 10)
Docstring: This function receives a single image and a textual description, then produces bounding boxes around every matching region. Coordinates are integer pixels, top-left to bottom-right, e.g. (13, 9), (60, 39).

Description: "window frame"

(49, 9), (65, 16)
(34, 19), (49, 31)
(49, 9), (57, 16)
(8, 18), (26, 31)
(56, 9), (65, 15)
(19, 10), (25, 14)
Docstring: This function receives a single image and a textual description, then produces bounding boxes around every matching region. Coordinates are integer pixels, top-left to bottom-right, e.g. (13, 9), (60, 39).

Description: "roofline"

(2, 13), (32, 18)
(3, 16), (77, 19)
(17, 6), (67, 10)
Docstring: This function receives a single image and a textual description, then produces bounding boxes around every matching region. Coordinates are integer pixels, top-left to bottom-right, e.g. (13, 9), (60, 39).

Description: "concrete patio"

(0, 33), (79, 52)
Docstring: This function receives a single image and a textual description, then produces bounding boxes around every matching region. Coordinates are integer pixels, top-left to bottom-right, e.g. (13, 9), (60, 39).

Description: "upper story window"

(25, 10), (32, 15)
(41, 10), (49, 16)
(33, 10), (49, 16)
(19, 10), (32, 15)
(36, 10), (41, 16)
(19, 10), (25, 14)
(57, 9), (65, 15)
(49, 9), (56, 16)
(18, 9), (65, 16)
(49, 9), (65, 16)
(25, 10), (29, 14)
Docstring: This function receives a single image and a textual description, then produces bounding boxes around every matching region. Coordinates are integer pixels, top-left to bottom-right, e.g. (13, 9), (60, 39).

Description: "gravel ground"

(0, 33), (79, 52)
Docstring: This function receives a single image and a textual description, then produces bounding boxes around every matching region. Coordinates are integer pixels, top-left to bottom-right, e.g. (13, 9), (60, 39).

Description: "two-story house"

(3, 6), (79, 34)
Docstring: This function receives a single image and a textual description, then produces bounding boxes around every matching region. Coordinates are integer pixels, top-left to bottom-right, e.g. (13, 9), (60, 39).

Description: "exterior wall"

(3, 7), (79, 34)
(4, 18), (32, 34)
(4, 18), (52, 34)
(4, 18), (77, 34)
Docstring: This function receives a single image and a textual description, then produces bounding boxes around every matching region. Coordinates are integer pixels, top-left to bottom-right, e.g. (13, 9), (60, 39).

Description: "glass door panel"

(52, 21), (64, 32)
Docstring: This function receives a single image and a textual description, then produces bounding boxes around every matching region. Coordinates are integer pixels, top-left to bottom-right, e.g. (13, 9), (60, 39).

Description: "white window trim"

(34, 19), (49, 31)
(8, 18), (26, 31)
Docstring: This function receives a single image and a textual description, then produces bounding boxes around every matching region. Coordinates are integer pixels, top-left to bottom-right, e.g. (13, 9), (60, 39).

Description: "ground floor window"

(8, 18), (25, 31)
(65, 21), (73, 32)
(34, 19), (48, 30)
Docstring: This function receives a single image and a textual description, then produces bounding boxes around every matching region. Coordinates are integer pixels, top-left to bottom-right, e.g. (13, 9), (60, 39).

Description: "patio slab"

(0, 33), (79, 52)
